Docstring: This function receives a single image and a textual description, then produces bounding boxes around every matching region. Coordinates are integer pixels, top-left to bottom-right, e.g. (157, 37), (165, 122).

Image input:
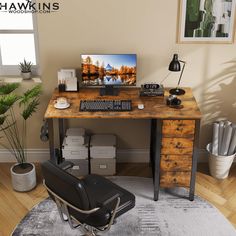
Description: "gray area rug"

(12, 176), (236, 236)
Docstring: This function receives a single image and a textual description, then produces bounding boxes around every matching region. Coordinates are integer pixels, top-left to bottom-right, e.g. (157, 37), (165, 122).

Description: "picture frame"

(177, 0), (236, 43)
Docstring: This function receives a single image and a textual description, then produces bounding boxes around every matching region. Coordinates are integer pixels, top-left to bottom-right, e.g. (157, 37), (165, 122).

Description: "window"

(0, 1), (39, 76)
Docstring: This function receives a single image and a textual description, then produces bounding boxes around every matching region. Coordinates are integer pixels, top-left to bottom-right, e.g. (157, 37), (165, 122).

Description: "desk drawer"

(161, 138), (193, 155)
(162, 120), (195, 137)
(160, 155), (192, 172)
(160, 171), (191, 187)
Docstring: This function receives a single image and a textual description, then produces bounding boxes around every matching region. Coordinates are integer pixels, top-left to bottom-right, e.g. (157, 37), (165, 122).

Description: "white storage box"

(62, 141), (88, 160)
(90, 135), (116, 159)
(65, 128), (86, 146)
(90, 158), (116, 175)
(67, 159), (89, 177)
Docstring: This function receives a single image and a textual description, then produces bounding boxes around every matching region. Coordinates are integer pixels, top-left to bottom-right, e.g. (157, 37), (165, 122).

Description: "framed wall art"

(177, 0), (236, 43)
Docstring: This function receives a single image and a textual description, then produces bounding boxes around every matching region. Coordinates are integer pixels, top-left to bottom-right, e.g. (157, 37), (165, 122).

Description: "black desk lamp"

(168, 54), (186, 95)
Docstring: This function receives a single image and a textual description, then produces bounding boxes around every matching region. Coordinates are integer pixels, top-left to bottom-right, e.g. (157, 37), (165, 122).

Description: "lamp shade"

(168, 54), (181, 72)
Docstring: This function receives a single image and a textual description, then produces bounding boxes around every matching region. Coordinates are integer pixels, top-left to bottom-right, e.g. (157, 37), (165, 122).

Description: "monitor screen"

(81, 54), (137, 86)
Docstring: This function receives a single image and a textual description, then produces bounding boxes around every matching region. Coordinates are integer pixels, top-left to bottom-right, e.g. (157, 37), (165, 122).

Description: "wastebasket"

(207, 143), (235, 179)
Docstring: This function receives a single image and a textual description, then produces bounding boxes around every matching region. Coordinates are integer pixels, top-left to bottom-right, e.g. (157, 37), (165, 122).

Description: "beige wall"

(29, 0), (236, 150)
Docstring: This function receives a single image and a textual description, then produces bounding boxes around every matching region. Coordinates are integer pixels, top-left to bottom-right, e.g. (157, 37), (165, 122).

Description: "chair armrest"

(98, 193), (120, 207)
(58, 161), (74, 170)
(84, 196), (120, 230)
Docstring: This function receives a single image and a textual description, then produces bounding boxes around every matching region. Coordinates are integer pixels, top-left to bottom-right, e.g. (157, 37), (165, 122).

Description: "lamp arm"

(160, 71), (171, 84)
(177, 61), (186, 87)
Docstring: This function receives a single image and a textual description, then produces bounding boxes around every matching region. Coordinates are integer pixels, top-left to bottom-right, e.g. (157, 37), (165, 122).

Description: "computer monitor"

(81, 54), (137, 95)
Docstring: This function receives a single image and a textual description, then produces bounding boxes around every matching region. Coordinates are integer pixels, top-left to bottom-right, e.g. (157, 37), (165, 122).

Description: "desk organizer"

(90, 134), (116, 175)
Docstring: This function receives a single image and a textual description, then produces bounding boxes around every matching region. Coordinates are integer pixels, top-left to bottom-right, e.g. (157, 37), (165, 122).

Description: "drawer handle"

(173, 178), (177, 183)
(174, 162), (178, 166)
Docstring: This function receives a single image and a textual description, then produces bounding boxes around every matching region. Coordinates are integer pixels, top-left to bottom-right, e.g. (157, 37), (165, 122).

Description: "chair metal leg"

(55, 198), (67, 222)
(45, 181), (120, 235)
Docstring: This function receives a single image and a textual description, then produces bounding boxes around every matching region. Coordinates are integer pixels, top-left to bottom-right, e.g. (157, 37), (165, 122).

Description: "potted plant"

(0, 83), (41, 191)
(19, 59), (33, 80)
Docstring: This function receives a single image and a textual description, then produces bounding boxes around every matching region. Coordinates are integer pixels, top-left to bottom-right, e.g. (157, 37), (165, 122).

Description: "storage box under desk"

(65, 136), (86, 146)
(62, 144), (88, 160)
(90, 158), (116, 176)
(90, 146), (116, 159)
(65, 128), (86, 146)
(90, 134), (116, 158)
(67, 159), (89, 177)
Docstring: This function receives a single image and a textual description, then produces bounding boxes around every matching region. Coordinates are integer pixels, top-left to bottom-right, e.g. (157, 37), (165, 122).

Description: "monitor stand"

(100, 85), (119, 96)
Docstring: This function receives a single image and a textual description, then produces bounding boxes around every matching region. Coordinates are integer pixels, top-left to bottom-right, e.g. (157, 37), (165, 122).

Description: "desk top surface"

(44, 87), (201, 119)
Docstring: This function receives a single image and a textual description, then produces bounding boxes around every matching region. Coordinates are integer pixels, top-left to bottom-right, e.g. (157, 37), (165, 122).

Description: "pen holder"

(58, 83), (66, 92)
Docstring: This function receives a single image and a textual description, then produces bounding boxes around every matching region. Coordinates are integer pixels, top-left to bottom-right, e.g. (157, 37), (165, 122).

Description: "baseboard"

(117, 149), (149, 163)
(0, 149), (50, 163)
(0, 148), (149, 163)
(0, 148), (232, 163)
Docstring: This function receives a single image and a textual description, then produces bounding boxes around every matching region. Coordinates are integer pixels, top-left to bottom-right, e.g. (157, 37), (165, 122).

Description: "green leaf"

(0, 104), (9, 115)
(22, 98), (40, 120)
(0, 94), (19, 115)
(0, 115), (7, 125)
(0, 94), (20, 106)
(19, 59), (32, 73)
(0, 83), (19, 95)
(19, 85), (42, 106)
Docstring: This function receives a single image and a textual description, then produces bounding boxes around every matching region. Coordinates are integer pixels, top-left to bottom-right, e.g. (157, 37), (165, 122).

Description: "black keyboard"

(80, 100), (132, 112)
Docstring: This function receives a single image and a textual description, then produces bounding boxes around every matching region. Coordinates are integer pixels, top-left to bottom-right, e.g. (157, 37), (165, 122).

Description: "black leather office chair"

(41, 160), (135, 236)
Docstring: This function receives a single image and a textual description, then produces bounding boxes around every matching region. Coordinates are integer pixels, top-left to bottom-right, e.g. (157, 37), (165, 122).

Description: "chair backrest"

(41, 160), (90, 210)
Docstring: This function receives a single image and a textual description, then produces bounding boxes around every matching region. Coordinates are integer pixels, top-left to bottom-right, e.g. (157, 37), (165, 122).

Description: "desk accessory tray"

(139, 84), (164, 97)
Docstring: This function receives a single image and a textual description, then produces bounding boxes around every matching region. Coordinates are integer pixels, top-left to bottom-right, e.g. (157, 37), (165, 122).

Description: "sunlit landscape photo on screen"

(81, 54), (137, 86)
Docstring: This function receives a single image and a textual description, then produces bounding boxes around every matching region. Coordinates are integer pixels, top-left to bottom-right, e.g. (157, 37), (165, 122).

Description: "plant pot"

(206, 143), (235, 179)
(10, 163), (36, 192)
(21, 72), (32, 80)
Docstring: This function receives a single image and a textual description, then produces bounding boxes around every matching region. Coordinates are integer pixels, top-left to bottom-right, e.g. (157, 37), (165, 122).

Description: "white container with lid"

(65, 128), (86, 146)
(90, 134), (116, 159)
(67, 159), (89, 177)
(90, 158), (116, 175)
(62, 140), (88, 160)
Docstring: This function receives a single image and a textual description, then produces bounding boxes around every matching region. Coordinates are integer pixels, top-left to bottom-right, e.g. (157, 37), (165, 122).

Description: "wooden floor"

(0, 163), (236, 236)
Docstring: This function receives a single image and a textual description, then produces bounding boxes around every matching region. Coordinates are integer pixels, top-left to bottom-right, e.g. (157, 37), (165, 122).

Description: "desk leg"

(48, 118), (56, 163)
(189, 119), (201, 201)
(150, 119), (156, 177)
(153, 119), (162, 201)
(58, 118), (65, 163)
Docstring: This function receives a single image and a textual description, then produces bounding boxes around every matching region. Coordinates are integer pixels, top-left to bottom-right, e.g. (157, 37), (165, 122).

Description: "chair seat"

(41, 160), (135, 232)
(75, 175), (135, 227)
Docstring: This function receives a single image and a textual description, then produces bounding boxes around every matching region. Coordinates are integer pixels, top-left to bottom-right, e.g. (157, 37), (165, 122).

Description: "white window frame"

(0, 14), (40, 76)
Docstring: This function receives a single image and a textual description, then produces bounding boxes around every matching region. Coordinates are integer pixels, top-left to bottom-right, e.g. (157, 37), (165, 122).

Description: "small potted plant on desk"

(19, 59), (33, 80)
(0, 83), (41, 191)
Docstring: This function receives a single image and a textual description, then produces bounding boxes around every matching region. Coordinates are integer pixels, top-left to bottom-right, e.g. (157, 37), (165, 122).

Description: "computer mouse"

(138, 104), (144, 110)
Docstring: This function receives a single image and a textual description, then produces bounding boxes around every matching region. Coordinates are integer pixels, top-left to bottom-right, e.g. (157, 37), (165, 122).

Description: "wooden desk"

(44, 87), (201, 201)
